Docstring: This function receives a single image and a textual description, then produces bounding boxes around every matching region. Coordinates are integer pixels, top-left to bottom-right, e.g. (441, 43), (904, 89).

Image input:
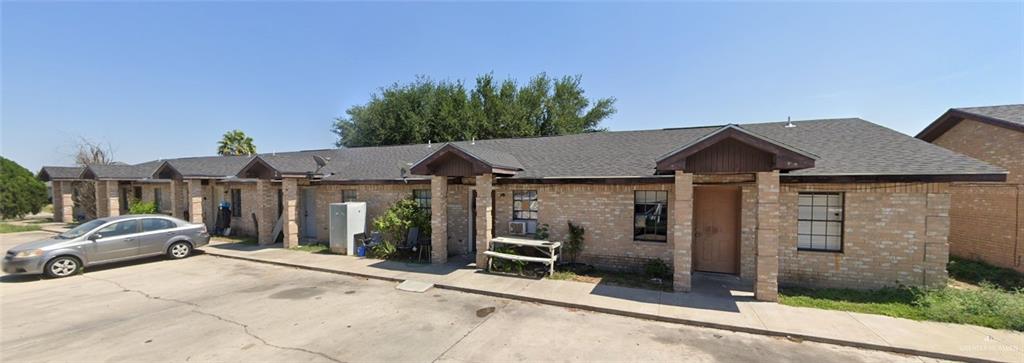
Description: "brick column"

(755, 171), (780, 302)
(169, 180), (179, 218)
(431, 176), (448, 264)
(1017, 185), (1023, 271)
(94, 180), (108, 217)
(256, 179), (277, 245)
(60, 181), (74, 222)
(282, 178), (299, 248)
(105, 180), (120, 217)
(672, 171), (694, 292)
(187, 179), (203, 224)
(475, 173), (494, 268)
(923, 192), (951, 287)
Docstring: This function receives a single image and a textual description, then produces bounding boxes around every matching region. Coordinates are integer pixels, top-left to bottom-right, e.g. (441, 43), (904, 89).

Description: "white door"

(301, 188), (317, 239)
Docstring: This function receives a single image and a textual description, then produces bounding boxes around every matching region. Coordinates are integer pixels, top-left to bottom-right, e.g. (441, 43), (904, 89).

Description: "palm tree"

(217, 130), (257, 156)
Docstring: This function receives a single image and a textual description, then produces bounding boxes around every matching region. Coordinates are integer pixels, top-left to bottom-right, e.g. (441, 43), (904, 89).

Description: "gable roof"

(917, 104), (1024, 141)
(37, 166), (86, 181)
(320, 118), (1004, 182)
(654, 124), (817, 173)
(81, 162), (163, 180)
(409, 143), (524, 176)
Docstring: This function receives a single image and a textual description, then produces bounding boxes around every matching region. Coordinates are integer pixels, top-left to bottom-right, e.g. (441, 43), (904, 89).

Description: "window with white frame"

(512, 190), (538, 234)
(797, 192), (844, 252)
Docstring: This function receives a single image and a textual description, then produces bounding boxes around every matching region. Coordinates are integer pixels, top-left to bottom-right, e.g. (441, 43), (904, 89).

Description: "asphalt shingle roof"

(321, 118), (1005, 180)
(37, 166), (86, 181)
(84, 163), (162, 180)
(954, 104), (1024, 127)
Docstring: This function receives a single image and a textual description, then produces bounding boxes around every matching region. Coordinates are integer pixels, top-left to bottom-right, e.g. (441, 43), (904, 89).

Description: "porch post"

(923, 193), (951, 287)
(94, 180), (108, 217)
(256, 179), (276, 245)
(474, 173), (494, 268)
(169, 179), (179, 218)
(282, 178), (299, 248)
(672, 171), (694, 292)
(53, 181), (73, 223)
(187, 179), (203, 224)
(755, 170), (780, 302)
(106, 181), (120, 217)
(431, 175), (448, 264)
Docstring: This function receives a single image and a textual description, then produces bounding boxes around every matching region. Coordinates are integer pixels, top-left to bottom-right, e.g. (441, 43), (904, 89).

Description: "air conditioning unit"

(508, 221), (527, 235)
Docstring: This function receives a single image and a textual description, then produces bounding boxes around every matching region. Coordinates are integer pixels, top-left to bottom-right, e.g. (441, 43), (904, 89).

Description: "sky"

(2, 2), (1022, 172)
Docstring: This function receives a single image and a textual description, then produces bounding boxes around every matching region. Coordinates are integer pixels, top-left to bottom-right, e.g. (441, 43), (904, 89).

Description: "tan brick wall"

(932, 118), (1024, 184)
(778, 183), (951, 289)
(492, 183), (675, 272)
(311, 183), (423, 243)
(930, 118), (1023, 272)
(947, 183), (1022, 272)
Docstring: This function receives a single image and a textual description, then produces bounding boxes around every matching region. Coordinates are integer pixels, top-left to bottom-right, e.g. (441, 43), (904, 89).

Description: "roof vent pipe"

(785, 116), (796, 128)
(428, 140), (432, 148)
(471, 137), (475, 145)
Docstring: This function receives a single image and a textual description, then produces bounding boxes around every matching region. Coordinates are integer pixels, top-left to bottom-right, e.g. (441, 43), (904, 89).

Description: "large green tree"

(0, 156), (48, 219)
(333, 73), (616, 147)
(217, 130), (257, 156)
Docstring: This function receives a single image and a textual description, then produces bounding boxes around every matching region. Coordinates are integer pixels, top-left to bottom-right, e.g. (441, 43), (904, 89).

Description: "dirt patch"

(475, 306), (496, 318)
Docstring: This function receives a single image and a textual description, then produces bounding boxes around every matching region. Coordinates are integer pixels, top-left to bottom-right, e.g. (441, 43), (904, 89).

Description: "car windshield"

(57, 220), (107, 239)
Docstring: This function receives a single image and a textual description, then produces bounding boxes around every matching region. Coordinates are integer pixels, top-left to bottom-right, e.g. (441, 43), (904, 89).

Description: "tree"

(333, 73), (616, 147)
(71, 138), (115, 220)
(217, 130), (257, 156)
(0, 156), (48, 219)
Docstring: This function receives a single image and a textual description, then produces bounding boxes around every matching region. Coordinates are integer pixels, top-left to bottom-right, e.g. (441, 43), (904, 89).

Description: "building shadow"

(588, 272), (754, 313)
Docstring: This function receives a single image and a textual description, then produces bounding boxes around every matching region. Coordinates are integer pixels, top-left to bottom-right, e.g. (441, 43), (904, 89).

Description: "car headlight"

(13, 249), (44, 258)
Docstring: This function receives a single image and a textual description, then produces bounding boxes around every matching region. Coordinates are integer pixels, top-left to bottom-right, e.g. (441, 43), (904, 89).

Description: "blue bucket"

(356, 245), (367, 257)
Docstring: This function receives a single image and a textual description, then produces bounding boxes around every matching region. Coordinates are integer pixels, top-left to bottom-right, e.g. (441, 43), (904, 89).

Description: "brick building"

(917, 105), (1024, 272)
(39, 117), (1007, 300)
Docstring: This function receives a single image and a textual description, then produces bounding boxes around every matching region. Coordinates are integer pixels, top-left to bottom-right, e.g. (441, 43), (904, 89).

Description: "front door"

(693, 186), (740, 274)
(301, 188), (317, 239)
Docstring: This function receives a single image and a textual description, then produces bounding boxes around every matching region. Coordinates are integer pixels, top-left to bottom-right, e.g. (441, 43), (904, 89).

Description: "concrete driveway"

(0, 232), (934, 362)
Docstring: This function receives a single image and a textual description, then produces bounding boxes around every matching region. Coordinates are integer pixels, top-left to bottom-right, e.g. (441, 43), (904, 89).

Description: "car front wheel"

(44, 256), (80, 278)
(167, 242), (192, 259)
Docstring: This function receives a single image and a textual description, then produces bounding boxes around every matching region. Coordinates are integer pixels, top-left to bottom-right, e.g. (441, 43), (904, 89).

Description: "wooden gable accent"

(410, 144), (518, 177)
(656, 126), (815, 174)
(154, 162), (182, 180)
(236, 157), (279, 179)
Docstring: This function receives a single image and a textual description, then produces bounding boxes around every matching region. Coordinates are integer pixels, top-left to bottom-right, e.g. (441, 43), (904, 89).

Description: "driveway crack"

(431, 300), (509, 363)
(81, 275), (345, 363)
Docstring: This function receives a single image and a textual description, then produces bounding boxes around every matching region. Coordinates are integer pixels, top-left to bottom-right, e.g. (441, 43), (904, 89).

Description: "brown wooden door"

(694, 186), (740, 274)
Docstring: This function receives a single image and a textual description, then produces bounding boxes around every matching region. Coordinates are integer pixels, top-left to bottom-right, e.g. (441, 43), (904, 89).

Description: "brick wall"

(932, 118), (1024, 184)
(929, 118), (1023, 272)
(778, 183), (951, 289)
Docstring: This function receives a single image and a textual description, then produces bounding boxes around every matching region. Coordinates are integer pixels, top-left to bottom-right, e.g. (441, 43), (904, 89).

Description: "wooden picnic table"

(484, 236), (562, 276)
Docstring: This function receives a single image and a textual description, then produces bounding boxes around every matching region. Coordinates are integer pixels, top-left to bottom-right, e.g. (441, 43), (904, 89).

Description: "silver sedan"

(3, 215), (210, 278)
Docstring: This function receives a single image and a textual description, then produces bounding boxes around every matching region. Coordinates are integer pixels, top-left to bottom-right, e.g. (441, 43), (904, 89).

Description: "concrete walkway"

(202, 241), (1023, 363)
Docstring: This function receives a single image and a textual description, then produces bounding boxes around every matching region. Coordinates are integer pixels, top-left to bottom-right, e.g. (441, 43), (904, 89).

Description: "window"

(133, 186), (143, 201)
(512, 190), (539, 234)
(153, 188), (162, 212)
(797, 193), (844, 252)
(413, 189), (431, 213)
(95, 220), (140, 239)
(142, 218), (176, 232)
(342, 190), (357, 202)
(634, 191), (668, 242)
(230, 189), (242, 217)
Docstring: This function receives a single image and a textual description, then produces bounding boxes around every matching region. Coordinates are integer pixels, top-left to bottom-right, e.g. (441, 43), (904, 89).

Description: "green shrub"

(372, 198), (429, 246)
(127, 200), (157, 214)
(534, 224), (550, 240)
(492, 246), (527, 274)
(565, 221), (585, 264)
(643, 259), (671, 279)
(0, 156), (48, 219)
(370, 241), (397, 259)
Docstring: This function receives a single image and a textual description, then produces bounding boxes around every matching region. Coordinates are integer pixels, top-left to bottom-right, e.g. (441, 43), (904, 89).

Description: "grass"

(0, 223), (42, 234)
(779, 258), (1024, 331)
(549, 269), (673, 292)
(289, 244), (332, 254)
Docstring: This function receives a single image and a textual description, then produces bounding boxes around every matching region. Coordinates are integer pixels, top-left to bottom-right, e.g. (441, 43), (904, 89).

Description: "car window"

(142, 218), (176, 232)
(95, 220), (140, 239)
(58, 219), (106, 239)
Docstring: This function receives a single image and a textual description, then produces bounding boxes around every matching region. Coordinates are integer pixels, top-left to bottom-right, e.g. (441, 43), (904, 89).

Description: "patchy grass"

(549, 269), (673, 292)
(289, 244), (332, 254)
(0, 223), (42, 234)
(948, 256), (1024, 291)
(212, 236), (258, 245)
(780, 258), (1024, 331)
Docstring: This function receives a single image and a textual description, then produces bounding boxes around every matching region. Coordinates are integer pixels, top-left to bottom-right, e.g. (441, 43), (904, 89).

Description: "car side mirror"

(89, 234), (101, 241)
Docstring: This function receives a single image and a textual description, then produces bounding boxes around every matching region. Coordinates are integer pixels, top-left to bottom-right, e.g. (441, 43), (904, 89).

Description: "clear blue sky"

(2, 2), (1022, 172)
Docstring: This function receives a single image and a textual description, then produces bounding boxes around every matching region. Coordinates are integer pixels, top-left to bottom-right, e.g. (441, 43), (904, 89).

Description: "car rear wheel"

(167, 242), (192, 259)
(44, 256), (80, 278)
